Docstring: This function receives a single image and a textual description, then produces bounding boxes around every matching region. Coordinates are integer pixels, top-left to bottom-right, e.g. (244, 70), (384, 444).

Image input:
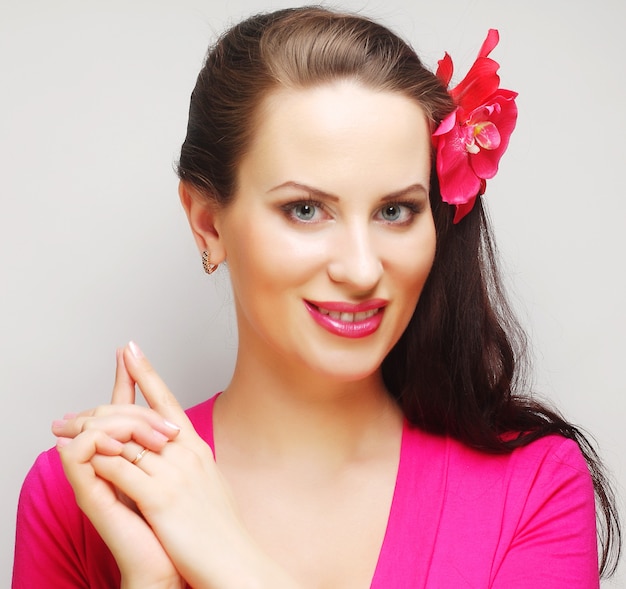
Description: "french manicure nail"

(52, 419), (67, 429)
(164, 420), (181, 431)
(128, 340), (143, 358)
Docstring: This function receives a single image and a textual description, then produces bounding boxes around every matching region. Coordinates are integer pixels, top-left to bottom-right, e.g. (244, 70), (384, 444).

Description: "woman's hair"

(177, 6), (453, 203)
(177, 6), (621, 575)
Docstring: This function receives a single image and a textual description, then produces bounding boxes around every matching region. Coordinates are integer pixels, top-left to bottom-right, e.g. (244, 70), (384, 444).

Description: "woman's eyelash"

(378, 201), (425, 224)
(391, 201), (422, 213)
(279, 199), (325, 222)
(278, 198), (426, 224)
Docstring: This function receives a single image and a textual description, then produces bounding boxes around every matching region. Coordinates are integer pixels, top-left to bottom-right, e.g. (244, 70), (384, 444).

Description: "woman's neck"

(213, 347), (402, 472)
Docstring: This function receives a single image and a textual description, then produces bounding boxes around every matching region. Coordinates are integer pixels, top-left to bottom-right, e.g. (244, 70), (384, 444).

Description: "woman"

(12, 7), (621, 588)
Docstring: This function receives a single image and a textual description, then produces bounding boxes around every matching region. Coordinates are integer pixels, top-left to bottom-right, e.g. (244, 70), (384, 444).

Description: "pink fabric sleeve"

(490, 438), (599, 588)
(12, 448), (119, 589)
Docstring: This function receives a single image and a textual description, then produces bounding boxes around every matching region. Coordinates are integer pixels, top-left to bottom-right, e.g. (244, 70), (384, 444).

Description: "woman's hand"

(93, 343), (253, 588)
(55, 343), (299, 589)
(54, 348), (185, 589)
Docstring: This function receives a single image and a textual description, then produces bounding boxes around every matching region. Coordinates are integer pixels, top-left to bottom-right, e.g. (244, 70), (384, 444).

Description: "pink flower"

(432, 30), (518, 223)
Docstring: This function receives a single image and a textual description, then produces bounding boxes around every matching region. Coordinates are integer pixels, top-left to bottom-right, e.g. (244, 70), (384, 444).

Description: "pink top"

(13, 395), (599, 588)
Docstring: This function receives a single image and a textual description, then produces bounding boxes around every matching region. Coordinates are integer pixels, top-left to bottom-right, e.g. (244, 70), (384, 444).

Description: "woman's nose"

(326, 224), (383, 292)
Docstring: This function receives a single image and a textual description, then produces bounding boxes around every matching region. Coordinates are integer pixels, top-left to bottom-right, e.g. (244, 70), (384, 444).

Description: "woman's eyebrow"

(268, 181), (339, 201)
(268, 181), (428, 201)
(380, 184), (429, 202)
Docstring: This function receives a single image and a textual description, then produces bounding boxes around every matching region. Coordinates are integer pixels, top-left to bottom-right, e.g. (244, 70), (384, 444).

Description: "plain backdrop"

(1, 0), (624, 585)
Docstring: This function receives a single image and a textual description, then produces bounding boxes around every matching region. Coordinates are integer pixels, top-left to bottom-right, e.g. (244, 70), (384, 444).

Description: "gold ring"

(131, 448), (149, 465)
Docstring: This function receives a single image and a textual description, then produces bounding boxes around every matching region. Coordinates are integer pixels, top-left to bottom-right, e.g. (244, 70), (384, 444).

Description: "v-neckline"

(369, 422), (449, 589)
(202, 395), (446, 589)
(368, 418), (410, 587)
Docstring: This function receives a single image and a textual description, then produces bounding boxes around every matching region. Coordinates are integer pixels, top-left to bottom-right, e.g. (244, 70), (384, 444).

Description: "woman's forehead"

(236, 82), (432, 199)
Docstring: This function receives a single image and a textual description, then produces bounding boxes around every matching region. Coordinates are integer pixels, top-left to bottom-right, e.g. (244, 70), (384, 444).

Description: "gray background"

(1, 0), (624, 585)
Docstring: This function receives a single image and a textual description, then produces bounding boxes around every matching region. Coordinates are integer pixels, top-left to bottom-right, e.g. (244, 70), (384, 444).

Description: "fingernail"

(109, 438), (125, 451)
(51, 419), (67, 430)
(128, 340), (143, 358)
(56, 437), (71, 449)
(153, 430), (169, 443)
(163, 420), (181, 431)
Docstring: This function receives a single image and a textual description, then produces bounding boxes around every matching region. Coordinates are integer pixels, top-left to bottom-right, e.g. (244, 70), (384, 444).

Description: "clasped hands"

(51, 342), (278, 589)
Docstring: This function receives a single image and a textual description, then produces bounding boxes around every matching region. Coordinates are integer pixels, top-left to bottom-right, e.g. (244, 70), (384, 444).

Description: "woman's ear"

(178, 181), (227, 263)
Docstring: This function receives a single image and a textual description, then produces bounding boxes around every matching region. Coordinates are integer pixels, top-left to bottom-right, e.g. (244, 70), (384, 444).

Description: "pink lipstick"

(304, 299), (387, 338)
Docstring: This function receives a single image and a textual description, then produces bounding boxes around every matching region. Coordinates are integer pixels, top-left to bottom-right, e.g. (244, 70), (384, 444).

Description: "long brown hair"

(177, 6), (621, 576)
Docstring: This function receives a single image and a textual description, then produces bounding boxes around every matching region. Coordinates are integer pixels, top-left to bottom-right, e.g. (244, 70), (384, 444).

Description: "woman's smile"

(304, 299), (387, 338)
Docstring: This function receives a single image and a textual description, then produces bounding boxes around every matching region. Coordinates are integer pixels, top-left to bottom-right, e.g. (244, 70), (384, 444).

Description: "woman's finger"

(56, 432), (124, 458)
(58, 432), (182, 586)
(57, 430), (125, 508)
(52, 409), (179, 450)
(123, 342), (190, 431)
(112, 347), (136, 405)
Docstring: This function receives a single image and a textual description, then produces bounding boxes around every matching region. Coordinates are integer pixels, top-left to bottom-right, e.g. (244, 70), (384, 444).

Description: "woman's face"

(214, 81), (436, 383)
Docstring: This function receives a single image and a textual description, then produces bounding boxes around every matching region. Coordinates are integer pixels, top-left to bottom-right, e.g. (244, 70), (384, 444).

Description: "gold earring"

(202, 250), (218, 274)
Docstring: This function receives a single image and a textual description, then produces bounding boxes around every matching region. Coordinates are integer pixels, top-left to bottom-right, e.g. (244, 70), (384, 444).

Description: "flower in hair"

(432, 29), (518, 223)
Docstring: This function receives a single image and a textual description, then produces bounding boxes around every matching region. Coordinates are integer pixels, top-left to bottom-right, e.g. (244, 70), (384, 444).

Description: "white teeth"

(317, 307), (378, 323)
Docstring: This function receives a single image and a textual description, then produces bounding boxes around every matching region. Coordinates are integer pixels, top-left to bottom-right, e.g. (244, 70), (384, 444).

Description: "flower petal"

(469, 92), (518, 178)
(477, 29), (499, 59)
(433, 110), (458, 137)
(436, 131), (483, 205)
(474, 121), (501, 150)
(450, 57), (501, 112)
(436, 53), (454, 86)
(453, 197), (477, 224)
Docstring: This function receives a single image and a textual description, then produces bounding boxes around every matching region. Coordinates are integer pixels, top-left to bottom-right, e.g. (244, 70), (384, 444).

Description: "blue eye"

(280, 199), (326, 223)
(381, 205), (402, 221)
(377, 202), (421, 225)
(294, 203), (317, 221)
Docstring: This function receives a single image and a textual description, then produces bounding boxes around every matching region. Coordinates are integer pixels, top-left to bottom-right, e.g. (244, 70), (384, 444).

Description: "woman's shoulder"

(405, 423), (590, 484)
(15, 448), (120, 587)
(17, 446), (87, 552)
(19, 446), (73, 509)
(401, 425), (596, 542)
(394, 426), (598, 587)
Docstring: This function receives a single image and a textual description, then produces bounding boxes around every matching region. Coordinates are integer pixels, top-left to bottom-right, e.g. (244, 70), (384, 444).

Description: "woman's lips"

(304, 300), (387, 338)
